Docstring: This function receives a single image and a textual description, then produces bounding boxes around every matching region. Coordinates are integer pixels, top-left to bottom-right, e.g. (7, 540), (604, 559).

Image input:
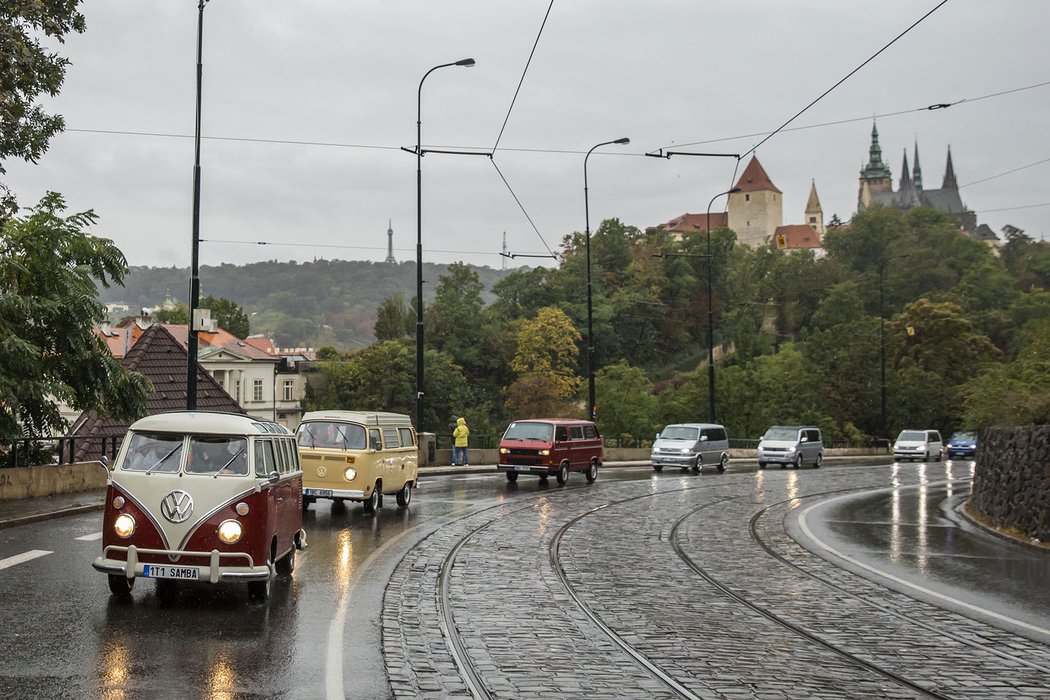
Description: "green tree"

(0, 2), (86, 218)
(506, 307), (581, 417)
(0, 193), (151, 438)
(961, 319), (1050, 428)
(153, 302), (188, 325)
(594, 361), (657, 438)
(200, 294), (250, 338)
(374, 293), (413, 341)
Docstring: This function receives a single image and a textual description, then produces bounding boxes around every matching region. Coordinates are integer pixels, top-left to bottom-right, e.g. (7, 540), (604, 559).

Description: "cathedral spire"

(913, 140), (923, 191)
(942, 145), (958, 190)
(900, 149), (911, 189)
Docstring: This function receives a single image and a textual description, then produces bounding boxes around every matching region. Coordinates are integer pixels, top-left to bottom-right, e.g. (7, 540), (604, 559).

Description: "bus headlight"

(113, 514), (136, 539)
(217, 519), (243, 545)
(499, 447), (509, 454)
(539, 449), (550, 456)
(344, 467), (357, 481)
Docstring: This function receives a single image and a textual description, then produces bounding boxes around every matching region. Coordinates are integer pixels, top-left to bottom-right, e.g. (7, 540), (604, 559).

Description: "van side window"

(398, 427), (416, 447)
(556, 427), (569, 442)
(583, 424), (597, 439)
(714, 428), (727, 441)
(283, 438), (301, 472)
(806, 430), (820, 442)
(255, 440), (276, 477)
(383, 427), (399, 447)
(369, 428), (382, 449)
(570, 426), (584, 440)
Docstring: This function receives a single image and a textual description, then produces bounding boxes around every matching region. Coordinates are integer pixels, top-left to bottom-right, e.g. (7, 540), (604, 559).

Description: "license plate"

(308, 489), (333, 497)
(514, 465), (532, 472)
(143, 565), (199, 580)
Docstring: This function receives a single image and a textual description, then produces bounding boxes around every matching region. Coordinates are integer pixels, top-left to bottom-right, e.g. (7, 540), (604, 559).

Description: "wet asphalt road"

(0, 460), (1046, 698)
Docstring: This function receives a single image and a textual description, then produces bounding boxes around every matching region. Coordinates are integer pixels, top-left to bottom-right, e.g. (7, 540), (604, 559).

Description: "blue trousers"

(452, 446), (469, 465)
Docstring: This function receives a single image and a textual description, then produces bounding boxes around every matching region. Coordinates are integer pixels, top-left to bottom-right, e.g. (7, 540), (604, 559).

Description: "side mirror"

(700, 435), (708, 442)
(800, 436), (808, 443)
(268, 470), (280, 484)
(654, 433), (661, 441)
(98, 455), (111, 472)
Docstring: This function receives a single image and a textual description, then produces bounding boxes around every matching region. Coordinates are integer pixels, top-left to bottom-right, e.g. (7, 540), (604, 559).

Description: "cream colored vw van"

(296, 411), (417, 513)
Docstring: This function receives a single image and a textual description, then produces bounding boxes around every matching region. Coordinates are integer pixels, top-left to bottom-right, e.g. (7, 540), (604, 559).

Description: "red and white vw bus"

(92, 412), (306, 602)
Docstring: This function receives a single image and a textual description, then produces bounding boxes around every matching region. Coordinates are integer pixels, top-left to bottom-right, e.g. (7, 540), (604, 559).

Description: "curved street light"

(414, 57), (475, 431)
(703, 187), (741, 423)
(583, 137), (629, 422)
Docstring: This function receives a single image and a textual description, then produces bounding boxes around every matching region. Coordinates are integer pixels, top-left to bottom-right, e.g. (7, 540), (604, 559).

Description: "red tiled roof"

(774, 224), (822, 249)
(245, 336), (276, 355)
(734, 156), (782, 194)
(94, 323), (145, 359)
(657, 212), (728, 233)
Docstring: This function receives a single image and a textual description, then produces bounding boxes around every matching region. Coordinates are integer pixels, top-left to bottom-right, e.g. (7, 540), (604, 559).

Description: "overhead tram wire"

(961, 156), (1050, 189)
(199, 237), (504, 258)
(486, 0), (559, 261)
(738, 0), (949, 160)
(63, 77), (1050, 157)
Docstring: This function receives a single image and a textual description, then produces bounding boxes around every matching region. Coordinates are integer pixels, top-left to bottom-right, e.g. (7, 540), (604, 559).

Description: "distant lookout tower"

(385, 219), (396, 264)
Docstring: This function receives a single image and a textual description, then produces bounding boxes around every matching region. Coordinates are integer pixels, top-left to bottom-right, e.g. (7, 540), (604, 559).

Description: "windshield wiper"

(146, 445), (182, 474)
(213, 449), (246, 478)
(334, 425), (352, 449)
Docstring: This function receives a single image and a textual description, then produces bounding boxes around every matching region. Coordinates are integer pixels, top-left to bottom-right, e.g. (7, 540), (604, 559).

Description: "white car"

(893, 429), (943, 462)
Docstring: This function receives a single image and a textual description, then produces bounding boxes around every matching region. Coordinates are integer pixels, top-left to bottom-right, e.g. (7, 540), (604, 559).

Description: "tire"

(923, 451), (930, 462)
(108, 574), (134, 597)
(814, 453), (822, 469)
(395, 481), (412, 508)
(302, 496), (314, 511)
(652, 464), (663, 473)
(505, 471), (518, 483)
(555, 462), (569, 485)
(247, 576), (271, 603)
(934, 450), (942, 461)
(692, 457), (702, 474)
(363, 484), (380, 514)
(794, 454), (803, 469)
(275, 547), (295, 575)
(717, 454), (728, 474)
(585, 460), (598, 483)
(758, 462), (767, 470)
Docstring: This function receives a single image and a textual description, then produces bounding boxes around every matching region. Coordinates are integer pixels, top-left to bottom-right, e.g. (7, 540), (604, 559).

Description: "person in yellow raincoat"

(452, 417), (470, 466)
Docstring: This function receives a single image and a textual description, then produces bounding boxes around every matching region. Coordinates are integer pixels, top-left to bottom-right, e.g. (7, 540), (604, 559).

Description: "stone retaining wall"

(969, 426), (1050, 542)
(0, 462), (108, 502)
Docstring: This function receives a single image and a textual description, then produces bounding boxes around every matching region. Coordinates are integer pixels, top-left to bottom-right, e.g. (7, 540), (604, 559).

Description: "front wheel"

(555, 463), (569, 485)
(275, 547), (295, 575)
(814, 453), (822, 469)
(652, 464), (663, 473)
(505, 471), (518, 483)
(717, 454), (728, 473)
(758, 462), (767, 470)
(794, 454), (803, 469)
(363, 484), (380, 514)
(108, 574), (134, 597)
(396, 481), (412, 508)
(585, 461), (598, 483)
(247, 576), (271, 603)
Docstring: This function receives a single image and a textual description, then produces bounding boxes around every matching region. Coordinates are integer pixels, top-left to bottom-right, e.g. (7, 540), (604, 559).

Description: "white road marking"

(0, 550), (52, 571)
(798, 490), (1050, 637)
(325, 527), (419, 700)
(75, 532), (104, 541)
(449, 475), (496, 482)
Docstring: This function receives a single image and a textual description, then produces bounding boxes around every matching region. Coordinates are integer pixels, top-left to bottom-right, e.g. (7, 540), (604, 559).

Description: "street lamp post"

(186, 0), (209, 410)
(413, 58), (475, 431)
(703, 187), (741, 423)
(583, 137), (630, 422)
(878, 253), (910, 441)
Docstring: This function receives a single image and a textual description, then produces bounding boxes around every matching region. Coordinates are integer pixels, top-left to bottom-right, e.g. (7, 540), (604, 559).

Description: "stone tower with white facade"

(804, 180), (824, 235)
(727, 156), (783, 247)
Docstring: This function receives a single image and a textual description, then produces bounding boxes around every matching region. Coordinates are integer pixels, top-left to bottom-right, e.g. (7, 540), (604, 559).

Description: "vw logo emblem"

(316, 466), (327, 477)
(160, 490), (194, 523)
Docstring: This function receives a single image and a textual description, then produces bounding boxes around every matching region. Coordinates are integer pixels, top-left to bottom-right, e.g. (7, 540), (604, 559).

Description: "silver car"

(757, 426), (823, 469)
(651, 423), (730, 473)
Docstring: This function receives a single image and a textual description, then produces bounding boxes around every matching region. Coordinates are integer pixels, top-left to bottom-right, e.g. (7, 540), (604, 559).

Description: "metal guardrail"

(1, 435), (123, 469)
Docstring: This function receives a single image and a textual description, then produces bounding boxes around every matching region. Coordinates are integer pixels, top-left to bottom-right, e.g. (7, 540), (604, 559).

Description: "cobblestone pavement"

(382, 465), (1050, 699)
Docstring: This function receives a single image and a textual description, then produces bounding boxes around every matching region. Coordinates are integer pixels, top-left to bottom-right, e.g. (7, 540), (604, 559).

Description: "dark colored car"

(946, 430), (977, 459)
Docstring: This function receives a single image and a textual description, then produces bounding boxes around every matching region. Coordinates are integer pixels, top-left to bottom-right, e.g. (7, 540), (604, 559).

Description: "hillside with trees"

(304, 211), (1050, 443)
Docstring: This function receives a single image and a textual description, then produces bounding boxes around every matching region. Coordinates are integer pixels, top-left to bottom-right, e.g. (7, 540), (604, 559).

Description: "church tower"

(858, 121), (893, 210)
(804, 180), (824, 236)
(727, 155), (783, 247)
(385, 219), (396, 264)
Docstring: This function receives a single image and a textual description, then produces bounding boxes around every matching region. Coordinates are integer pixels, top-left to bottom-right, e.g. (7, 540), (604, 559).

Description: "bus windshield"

(297, 422), (367, 450)
(661, 426), (699, 441)
(502, 421), (554, 442)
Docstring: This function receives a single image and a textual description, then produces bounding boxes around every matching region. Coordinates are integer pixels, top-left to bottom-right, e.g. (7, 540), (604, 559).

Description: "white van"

(893, 429), (943, 462)
(757, 426), (823, 469)
(651, 423), (730, 473)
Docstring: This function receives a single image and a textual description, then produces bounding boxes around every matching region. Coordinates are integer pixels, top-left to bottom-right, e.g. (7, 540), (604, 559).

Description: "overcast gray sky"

(8, 0), (1050, 272)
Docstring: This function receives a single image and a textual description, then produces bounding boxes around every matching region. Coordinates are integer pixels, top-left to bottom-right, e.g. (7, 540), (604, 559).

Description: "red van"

(92, 411), (306, 603)
(497, 418), (602, 485)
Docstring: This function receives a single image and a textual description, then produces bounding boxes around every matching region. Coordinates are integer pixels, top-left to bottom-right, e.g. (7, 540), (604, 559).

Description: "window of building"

(809, 216), (816, 224)
(745, 194), (750, 202)
(282, 379), (295, 401)
(252, 379), (263, 402)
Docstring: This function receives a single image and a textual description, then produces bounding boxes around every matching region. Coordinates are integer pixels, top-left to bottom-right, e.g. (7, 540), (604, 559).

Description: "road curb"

(0, 502), (105, 531)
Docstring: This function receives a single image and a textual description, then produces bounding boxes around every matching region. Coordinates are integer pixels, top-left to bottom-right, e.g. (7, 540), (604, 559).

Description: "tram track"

(421, 467), (1045, 699)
